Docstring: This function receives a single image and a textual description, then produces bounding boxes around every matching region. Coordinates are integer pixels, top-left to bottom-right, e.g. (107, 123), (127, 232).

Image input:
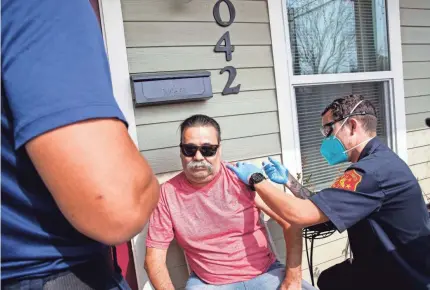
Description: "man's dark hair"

(321, 94), (378, 133)
(179, 114), (221, 143)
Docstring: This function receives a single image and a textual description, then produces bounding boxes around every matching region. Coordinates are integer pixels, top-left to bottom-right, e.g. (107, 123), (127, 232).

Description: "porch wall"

(400, 0), (430, 201)
(121, 0), (281, 183)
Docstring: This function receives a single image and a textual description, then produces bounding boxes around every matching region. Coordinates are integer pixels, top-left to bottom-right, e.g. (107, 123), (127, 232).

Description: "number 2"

(220, 66), (241, 95)
(214, 31), (234, 61)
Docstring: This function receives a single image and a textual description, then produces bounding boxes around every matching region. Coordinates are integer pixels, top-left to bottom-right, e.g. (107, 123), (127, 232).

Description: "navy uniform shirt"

(311, 137), (430, 276)
(1, 0), (127, 281)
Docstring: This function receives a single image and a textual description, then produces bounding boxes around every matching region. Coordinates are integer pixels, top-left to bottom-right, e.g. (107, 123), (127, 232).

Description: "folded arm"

(4, 0), (160, 246)
(27, 119), (160, 245)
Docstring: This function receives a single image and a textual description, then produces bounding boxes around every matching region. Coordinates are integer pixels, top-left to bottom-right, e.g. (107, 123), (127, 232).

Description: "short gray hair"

(179, 114), (221, 143)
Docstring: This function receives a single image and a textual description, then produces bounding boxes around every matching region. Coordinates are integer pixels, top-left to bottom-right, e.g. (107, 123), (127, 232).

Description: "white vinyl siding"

(400, 0), (430, 201)
(120, 0), (285, 288)
(120, 0), (282, 176)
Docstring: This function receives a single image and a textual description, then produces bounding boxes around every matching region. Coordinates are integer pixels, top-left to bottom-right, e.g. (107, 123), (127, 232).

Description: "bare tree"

(288, 0), (357, 74)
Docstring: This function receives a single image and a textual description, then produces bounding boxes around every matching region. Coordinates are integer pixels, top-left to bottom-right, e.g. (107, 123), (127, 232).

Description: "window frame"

(268, 0), (407, 178)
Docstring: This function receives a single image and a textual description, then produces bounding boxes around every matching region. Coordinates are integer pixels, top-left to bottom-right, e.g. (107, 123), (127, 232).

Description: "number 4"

(214, 31), (235, 62)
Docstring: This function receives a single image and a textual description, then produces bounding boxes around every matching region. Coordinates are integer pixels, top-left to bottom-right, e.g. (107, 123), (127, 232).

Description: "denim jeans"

(185, 260), (316, 290)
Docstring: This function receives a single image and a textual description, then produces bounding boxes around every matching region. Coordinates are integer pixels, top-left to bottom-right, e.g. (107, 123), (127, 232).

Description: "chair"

(368, 218), (430, 290)
(260, 212), (280, 258)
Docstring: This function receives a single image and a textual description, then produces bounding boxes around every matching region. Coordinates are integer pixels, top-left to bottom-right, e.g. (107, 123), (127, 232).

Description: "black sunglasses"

(179, 143), (219, 157)
(320, 112), (370, 137)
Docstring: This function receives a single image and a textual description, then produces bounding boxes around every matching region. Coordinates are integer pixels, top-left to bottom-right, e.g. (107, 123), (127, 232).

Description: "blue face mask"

(320, 100), (374, 166)
(320, 135), (348, 165)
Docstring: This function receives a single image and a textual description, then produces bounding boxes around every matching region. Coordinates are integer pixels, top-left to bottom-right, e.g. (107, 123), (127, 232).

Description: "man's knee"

(317, 267), (334, 290)
(317, 261), (351, 290)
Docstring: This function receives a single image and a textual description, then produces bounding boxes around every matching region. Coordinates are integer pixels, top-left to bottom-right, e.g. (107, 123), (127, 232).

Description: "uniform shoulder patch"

(331, 169), (362, 191)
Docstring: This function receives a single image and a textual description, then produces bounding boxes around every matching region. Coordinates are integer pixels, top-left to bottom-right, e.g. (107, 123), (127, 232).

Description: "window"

(295, 81), (390, 190)
(281, 0), (397, 190)
(288, 0), (389, 75)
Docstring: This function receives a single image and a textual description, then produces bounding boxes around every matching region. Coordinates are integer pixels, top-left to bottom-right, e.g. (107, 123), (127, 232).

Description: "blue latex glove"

(262, 156), (289, 184)
(226, 162), (263, 185)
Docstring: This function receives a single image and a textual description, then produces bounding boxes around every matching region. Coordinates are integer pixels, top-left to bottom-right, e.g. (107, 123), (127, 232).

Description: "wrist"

(249, 172), (266, 191)
(283, 270), (302, 284)
(285, 171), (294, 187)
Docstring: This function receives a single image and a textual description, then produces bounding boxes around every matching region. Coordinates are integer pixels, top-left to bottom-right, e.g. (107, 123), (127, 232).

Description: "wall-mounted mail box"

(130, 71), (213, 107)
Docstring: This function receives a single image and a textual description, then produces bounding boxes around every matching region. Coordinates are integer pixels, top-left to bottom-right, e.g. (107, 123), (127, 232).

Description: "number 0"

(213, 0), (236, 27)
(220, 66), (241, 95)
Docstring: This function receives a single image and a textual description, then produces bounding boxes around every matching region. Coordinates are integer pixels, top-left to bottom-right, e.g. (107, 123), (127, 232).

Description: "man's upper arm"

(310, 168), (384, 232)
(2, 0), (160, 244)
(146, 188), (175, 249)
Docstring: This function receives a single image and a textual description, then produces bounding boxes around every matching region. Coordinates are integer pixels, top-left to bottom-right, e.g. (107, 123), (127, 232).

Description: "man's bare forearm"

(286, 172), (313, 200)
(283, 226), (303, 287)
(254, 180), (327, 227)
(145, 262), (175, 290)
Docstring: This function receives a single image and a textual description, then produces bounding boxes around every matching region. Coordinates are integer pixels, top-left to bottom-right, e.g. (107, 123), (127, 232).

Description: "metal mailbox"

(130, 71), (213, 107)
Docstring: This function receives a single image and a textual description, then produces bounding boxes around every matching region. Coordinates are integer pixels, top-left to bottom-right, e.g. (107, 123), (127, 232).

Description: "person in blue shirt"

(1, 0), (160, 288)
(228, 94), (430, 290)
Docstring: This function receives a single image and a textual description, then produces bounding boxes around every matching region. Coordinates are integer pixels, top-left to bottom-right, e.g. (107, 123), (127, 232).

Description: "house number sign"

(213, 0), (241, 95)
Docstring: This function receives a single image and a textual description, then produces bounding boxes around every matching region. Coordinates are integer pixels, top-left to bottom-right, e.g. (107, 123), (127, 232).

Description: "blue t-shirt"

(1, 0), (128, 281)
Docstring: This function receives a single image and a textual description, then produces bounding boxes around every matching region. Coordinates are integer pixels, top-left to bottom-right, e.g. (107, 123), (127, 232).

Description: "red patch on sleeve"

(331, 170), (362, 191)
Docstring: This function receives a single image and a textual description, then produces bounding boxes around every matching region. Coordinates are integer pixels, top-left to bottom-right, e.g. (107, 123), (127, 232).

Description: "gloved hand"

(226, 162), (263, 185)
(262, 156), (289, 185)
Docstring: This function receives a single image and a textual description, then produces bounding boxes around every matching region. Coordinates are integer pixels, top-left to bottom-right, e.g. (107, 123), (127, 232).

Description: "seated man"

(144, 114), (315, 290)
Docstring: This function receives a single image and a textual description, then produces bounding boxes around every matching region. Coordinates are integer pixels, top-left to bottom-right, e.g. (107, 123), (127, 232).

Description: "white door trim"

(267, 0), (303, 176)
(98, 0), (138, 145)
(98, 1), (151, 289)
(386, 0), (407, 162)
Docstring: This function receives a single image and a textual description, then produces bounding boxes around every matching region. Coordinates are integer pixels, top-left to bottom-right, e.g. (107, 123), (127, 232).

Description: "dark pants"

(2, 255), (130, 290)
(317, 259), (411, 290)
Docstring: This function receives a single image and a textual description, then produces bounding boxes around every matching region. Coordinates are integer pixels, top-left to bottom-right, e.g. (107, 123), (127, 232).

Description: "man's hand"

(263, 157), (313, 200)
(226, 162), (262, 185)
(263, 157), (289, 185)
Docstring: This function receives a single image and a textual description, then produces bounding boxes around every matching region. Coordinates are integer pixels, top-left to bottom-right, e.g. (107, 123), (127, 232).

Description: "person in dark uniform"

(227, 94), (430, 289)
(1, 0), (160, 288)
